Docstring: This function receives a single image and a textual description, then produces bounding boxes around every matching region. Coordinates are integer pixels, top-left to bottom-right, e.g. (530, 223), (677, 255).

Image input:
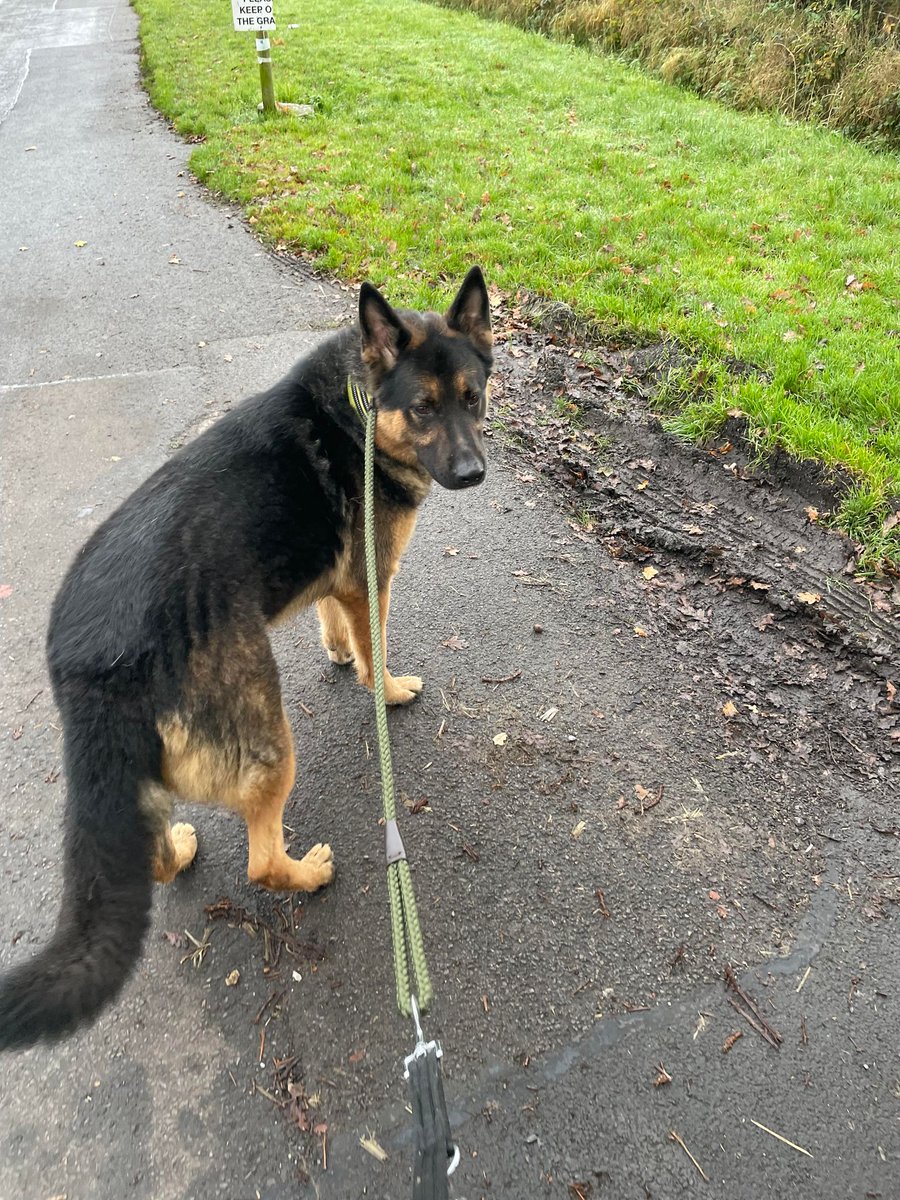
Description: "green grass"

(134, 0), (900, 569)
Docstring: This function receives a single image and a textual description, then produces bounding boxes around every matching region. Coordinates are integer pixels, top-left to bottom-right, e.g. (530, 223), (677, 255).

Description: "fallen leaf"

(0, 585), (13, 600)
(12, 726), (24, 740)
(571, 820), (586, 839)
(74, 240), (87, 248)
(348, 1048), (366, 1064)
(633, 625), (649, 637)
(642, 566), (658, 580)
(708, 890), (721, 901)
(749, 580), (771, 591)
(492, 732), (508, 746)
(223, 353), (233, 363)
(441, 634), (468, 651)
(169, 254), (181, 265)
(796, 591), (821, 604)
(722, 700), (738, 718)
(804, 506), (819, 522)
(443, 545), (459, 556)
(225, 969), (240, 986)
(654, 1064), (673, 1087)
(636, 479), (649, 491)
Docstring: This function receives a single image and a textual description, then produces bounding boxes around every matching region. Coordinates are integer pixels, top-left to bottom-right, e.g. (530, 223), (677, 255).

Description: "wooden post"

(255, 31), (276, 113)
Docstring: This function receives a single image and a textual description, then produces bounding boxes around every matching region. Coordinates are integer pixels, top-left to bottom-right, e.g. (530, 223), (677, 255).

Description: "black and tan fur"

(0, 267), (492, 1050)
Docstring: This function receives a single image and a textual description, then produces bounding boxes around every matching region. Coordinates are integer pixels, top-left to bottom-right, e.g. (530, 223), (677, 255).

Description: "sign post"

(231, 1), (277, 114)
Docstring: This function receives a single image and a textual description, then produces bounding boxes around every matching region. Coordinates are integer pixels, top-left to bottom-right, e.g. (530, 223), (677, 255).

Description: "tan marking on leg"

(152, 822), (198, 884)
(159, 717), (243, 805)
(141, 782), (193, 885)
(156, 630), (332, 891)
(339, 583), (423, 706)
(242, 715), (335, 892)
(317, 596), (354, 665)
(332, 504), (423, 703)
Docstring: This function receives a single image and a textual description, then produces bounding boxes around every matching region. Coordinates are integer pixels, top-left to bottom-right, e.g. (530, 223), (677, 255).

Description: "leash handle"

(406, 997), (458, 1200)
(408, 1046), (455, 1199)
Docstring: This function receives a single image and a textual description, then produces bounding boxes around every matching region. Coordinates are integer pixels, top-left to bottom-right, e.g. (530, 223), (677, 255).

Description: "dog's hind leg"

(152, 822), (199, 884)
(159, 633), (333, 893)
(316, 597), (355, 665)
(140, 783), (199, 884)
(241, 713), (334, 893)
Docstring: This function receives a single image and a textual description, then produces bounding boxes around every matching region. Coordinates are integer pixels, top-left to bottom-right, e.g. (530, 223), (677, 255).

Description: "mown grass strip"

(134, 0), (900, 567)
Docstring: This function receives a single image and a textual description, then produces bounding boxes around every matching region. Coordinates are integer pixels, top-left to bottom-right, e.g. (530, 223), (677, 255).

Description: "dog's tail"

(0, 702), (158, 1051)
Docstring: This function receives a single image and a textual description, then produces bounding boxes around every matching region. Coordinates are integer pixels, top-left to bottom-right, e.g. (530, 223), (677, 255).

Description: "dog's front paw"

(384, 674), (424, 706)
(299, 842), (335, 891)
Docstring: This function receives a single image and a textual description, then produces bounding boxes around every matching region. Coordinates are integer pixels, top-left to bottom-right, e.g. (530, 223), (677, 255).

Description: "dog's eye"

(464, 390), (481, 410)
(413, 402), (433, 417)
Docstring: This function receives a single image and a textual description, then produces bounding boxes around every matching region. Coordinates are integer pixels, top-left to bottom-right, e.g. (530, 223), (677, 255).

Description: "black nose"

(453, 458), (485, 488)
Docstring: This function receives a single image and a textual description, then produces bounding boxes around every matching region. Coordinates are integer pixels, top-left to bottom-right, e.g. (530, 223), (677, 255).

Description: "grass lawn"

(134, 0), (900, 569)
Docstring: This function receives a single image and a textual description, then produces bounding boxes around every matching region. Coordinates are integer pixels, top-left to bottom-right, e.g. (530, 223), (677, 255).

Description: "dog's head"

(358, 267), (492, 490)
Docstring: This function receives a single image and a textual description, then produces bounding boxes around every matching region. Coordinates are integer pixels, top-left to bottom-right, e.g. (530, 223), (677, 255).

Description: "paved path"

(1, 3), (897, 1198)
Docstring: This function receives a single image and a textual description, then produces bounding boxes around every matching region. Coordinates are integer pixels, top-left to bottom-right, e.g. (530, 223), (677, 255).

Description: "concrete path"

(1, 3), (897, 1198)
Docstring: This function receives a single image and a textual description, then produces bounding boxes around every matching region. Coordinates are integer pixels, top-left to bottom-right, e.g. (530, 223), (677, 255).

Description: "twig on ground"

(724, 966), (782, 1048)
(750, 1119), (813, 1157)
(180, 926), (212, 968)
(253, 989), (285, 1026)
(669, 1130), (709, 1182)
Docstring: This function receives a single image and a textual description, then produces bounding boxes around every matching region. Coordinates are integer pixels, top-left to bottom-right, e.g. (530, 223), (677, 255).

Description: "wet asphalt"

(0, 3), (897, 1198)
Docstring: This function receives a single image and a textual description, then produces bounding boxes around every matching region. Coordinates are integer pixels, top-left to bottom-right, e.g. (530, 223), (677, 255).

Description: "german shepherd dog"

(0, 267), (492, 1051)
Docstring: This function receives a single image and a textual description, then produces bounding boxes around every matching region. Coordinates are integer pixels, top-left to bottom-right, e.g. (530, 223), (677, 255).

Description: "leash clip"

(404, 996), (459, 1194)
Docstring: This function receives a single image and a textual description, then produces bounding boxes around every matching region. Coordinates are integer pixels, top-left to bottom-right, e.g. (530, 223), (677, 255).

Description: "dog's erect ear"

(446, 266), (492, 350)
(359, 282), (410, 374)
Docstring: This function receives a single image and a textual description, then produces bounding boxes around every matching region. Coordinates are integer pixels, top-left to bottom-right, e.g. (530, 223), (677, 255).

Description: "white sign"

(232, 0), (275, 30)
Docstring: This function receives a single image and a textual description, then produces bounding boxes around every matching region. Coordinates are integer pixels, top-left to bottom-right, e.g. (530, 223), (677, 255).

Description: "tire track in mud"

(490, 327), (898, 672)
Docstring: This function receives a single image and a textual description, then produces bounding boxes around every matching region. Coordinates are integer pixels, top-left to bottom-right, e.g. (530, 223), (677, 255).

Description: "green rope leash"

(349, 378), (433, 1018)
